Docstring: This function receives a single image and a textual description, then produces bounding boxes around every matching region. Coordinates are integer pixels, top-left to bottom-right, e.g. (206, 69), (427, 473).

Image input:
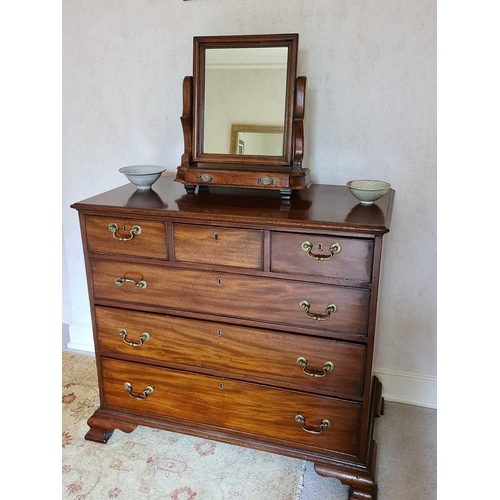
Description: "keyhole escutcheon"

(214, 233), (219, 241)
(318, 243), (323, 251)
(217, 277), (222, 285)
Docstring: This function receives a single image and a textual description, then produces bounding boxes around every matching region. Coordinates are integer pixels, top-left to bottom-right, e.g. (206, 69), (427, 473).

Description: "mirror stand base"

(175, 166), (311, 198)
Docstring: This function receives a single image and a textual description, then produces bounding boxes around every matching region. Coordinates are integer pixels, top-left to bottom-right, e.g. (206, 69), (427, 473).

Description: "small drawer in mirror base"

(176, 167), (311, 196)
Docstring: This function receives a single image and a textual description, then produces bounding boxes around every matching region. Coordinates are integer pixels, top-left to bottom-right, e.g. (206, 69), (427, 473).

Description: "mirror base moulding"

(175, 165), (311, 199)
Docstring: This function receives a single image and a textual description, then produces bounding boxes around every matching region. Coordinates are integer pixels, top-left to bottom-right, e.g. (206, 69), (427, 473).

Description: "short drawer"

(95, 306), (366, 397)
(85, 216), (167, 259)
(91, 261), (370, 336)
(101, 357), (362, 457)
(173, 224), (263, 270)
(271, 232), (373, 282)
(184, 169), (291, 189)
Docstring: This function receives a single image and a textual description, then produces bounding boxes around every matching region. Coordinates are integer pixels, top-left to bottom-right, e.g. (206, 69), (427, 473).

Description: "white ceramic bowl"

(119, 165), (166, 190)
(347, 180), (391, 205)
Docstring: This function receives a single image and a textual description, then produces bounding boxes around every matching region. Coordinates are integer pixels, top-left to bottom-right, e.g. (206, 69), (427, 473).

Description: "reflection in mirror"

(230, 124), (284, 155)
(203, 47), (288, 156)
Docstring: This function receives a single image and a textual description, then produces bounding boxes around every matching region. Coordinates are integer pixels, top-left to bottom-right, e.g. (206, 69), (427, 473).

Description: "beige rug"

(62, 352), (305, 499)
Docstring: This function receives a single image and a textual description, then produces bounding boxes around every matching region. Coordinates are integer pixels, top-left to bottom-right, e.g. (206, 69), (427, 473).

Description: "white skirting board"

(373, 368), (437, 409)
(67, 321), (95, 353)
(65, 322), (437, 409)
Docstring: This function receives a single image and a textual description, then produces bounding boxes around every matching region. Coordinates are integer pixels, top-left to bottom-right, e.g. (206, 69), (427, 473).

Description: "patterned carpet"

(62, 352), (304, 500)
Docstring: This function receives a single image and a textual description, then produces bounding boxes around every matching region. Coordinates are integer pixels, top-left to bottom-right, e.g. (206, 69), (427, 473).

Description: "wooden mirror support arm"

(293, 76), (306, 172)
(176, 75), (194, 192)
(180, 76), (193, 168)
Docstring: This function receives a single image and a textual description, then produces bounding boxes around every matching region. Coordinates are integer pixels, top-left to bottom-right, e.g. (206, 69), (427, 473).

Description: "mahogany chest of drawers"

(71, 175), (394, 500)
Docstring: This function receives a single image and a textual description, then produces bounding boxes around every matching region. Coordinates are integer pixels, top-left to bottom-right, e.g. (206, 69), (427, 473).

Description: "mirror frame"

(192, 33), (298, 168)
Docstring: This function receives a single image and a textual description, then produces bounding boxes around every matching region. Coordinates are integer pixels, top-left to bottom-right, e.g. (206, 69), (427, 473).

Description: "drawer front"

(91, 261), (370, 336)
(184, 170), (290, 189)
(95, 306), (366, 397)
(173, 224), (263, 270)
(85, 216), (167, 259)
(101, 357), (361, 457)
(271, 232), (373, 282)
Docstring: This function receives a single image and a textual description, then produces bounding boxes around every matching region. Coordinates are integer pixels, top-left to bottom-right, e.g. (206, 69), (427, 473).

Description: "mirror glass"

(203, 47), (288, 156)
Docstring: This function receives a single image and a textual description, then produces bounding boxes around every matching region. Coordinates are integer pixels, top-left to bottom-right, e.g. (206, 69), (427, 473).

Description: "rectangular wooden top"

(71, 174), (394, 235)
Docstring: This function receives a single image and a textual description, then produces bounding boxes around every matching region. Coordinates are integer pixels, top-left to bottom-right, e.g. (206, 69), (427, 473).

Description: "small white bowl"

(347, 180), (391, 205)
(119, 165), (166, 190)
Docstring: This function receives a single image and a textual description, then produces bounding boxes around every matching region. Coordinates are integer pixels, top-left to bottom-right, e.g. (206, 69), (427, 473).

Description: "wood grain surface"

(173, 223), (263, 269)
(85, 216), (167, 259)
(271, 231), (374, 282)
(91, 260), (370, 336)
(95, 306), (366, 397)
(101, 357), (361, 457)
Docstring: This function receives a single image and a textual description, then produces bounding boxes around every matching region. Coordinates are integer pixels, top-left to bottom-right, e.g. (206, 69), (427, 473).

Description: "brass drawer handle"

(257, 176), (274, 186)
(296, 357), (334, 377)
(123, 382), (153, 400)
(299, 300), (337, 321)
(114, 277), (147, 289)
(198, 173), (214, 183)
(118, 329), (150, 347)
(108, 222), (142, 241)
(301, 241), (341, 261)
(295, 414), (331, 434)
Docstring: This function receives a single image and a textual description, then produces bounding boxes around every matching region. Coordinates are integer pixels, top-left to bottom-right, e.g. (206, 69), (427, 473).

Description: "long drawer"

(95, 306), (366, 397)
(101, 357), (361, 457)
(91, 260), (371, 336)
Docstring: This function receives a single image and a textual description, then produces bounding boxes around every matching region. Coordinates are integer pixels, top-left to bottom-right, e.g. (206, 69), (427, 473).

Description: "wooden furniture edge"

(70, 204), (391, 235)
(314, 375), (382, 500)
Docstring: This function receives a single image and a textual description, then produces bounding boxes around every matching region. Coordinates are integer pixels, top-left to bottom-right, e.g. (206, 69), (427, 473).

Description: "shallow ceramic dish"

(346, 179), (391, 205)
(119, 165), (166, 190)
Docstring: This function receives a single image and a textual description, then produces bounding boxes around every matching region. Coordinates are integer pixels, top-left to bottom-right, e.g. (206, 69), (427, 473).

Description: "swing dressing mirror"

(175, 33), (310, 199)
